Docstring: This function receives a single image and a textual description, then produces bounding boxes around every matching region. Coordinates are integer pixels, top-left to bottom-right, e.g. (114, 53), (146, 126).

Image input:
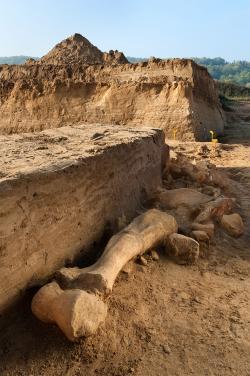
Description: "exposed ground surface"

(0, 101), (249, 375)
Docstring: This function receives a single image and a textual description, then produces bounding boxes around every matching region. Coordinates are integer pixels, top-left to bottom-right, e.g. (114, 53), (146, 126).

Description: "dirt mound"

(40, 33), (103, 65)
(0, 35), (224, 140)
(39, 33), (128, 65)
(103, 49), (128, 64)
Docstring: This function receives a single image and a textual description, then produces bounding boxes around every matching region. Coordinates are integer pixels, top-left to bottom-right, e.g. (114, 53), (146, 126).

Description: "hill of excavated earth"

(38, 33), (128, 65)
(0, 34), (225, 140)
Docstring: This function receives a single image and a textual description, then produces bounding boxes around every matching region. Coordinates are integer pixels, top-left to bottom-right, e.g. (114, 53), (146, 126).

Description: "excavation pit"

(0, 124), (166, 312)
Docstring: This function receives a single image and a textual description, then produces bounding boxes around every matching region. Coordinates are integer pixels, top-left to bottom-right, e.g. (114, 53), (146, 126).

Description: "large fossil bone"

(31, 209), (178, 341)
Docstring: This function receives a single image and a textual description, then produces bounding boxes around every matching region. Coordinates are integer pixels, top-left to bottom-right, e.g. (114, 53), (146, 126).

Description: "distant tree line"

(127, 57), (148, 63)
(0, 56), (39, 65)
(192, 57), (250, 87)
(217, 81), (250, 100)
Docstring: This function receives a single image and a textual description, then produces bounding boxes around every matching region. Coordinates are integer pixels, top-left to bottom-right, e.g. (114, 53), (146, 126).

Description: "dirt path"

(0, 102), (249, 376)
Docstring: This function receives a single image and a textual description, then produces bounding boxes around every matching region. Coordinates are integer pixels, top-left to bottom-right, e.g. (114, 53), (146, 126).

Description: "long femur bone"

(31, 209), (178, 341)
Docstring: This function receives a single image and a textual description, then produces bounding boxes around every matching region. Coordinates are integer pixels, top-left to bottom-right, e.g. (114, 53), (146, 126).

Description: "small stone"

(202, 185), (216, 196)
(179, 291), (190, 300)
(221, 213), (244, 237)
(193, 296), (202, 304)
(139, 255), (148, 266)
(167, 233), (199, 264)
(191, 230), (210, 242)
(202, 185), (221, 198)
(122, 260), (135, 275)
(197, 144), (209, 156)
(229, 315), (237, 322)
(117, 214), (127, 231)
(191, 222), (214, 238)
(162, 344), (171, 354)
(201, 271), (210, 280)
(150, 250), (160, 261)
(91, 132), (104, 140)
(136, 265), (147, 273)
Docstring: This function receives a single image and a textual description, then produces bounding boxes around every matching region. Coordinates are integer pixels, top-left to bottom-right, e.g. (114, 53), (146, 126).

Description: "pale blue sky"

(0, 0), (249, 61)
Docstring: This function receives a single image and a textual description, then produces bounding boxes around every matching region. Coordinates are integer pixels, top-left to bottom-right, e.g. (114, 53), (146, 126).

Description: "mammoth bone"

(31, 209), (178, 341)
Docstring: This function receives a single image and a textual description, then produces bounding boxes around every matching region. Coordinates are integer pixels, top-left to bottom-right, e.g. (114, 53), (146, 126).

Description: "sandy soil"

(0, 101), (249, 376)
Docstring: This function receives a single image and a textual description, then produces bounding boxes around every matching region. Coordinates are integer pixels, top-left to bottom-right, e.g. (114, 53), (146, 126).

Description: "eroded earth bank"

(0, 34), (224, 141)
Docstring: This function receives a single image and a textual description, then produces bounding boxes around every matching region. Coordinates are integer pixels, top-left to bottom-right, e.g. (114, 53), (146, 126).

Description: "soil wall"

(0, 125), (165, 312)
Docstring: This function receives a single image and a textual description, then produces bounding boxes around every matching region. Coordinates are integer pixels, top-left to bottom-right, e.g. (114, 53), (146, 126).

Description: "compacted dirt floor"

(0, 101), (249, 376)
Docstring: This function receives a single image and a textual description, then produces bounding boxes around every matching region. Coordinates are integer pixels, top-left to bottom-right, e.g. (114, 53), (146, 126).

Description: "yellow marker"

(173, 129), (177, 140)
(209, 130), (214, 140)
(209, 130), (218, 143)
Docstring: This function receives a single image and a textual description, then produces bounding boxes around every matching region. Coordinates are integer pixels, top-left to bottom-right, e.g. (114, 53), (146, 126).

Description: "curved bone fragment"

(195, 197), (234, 223)
(169, 156), (209, 183)
(151, 187), (212, 210)
(31, 209), (178, 341)
(169, 155), (231, 189)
